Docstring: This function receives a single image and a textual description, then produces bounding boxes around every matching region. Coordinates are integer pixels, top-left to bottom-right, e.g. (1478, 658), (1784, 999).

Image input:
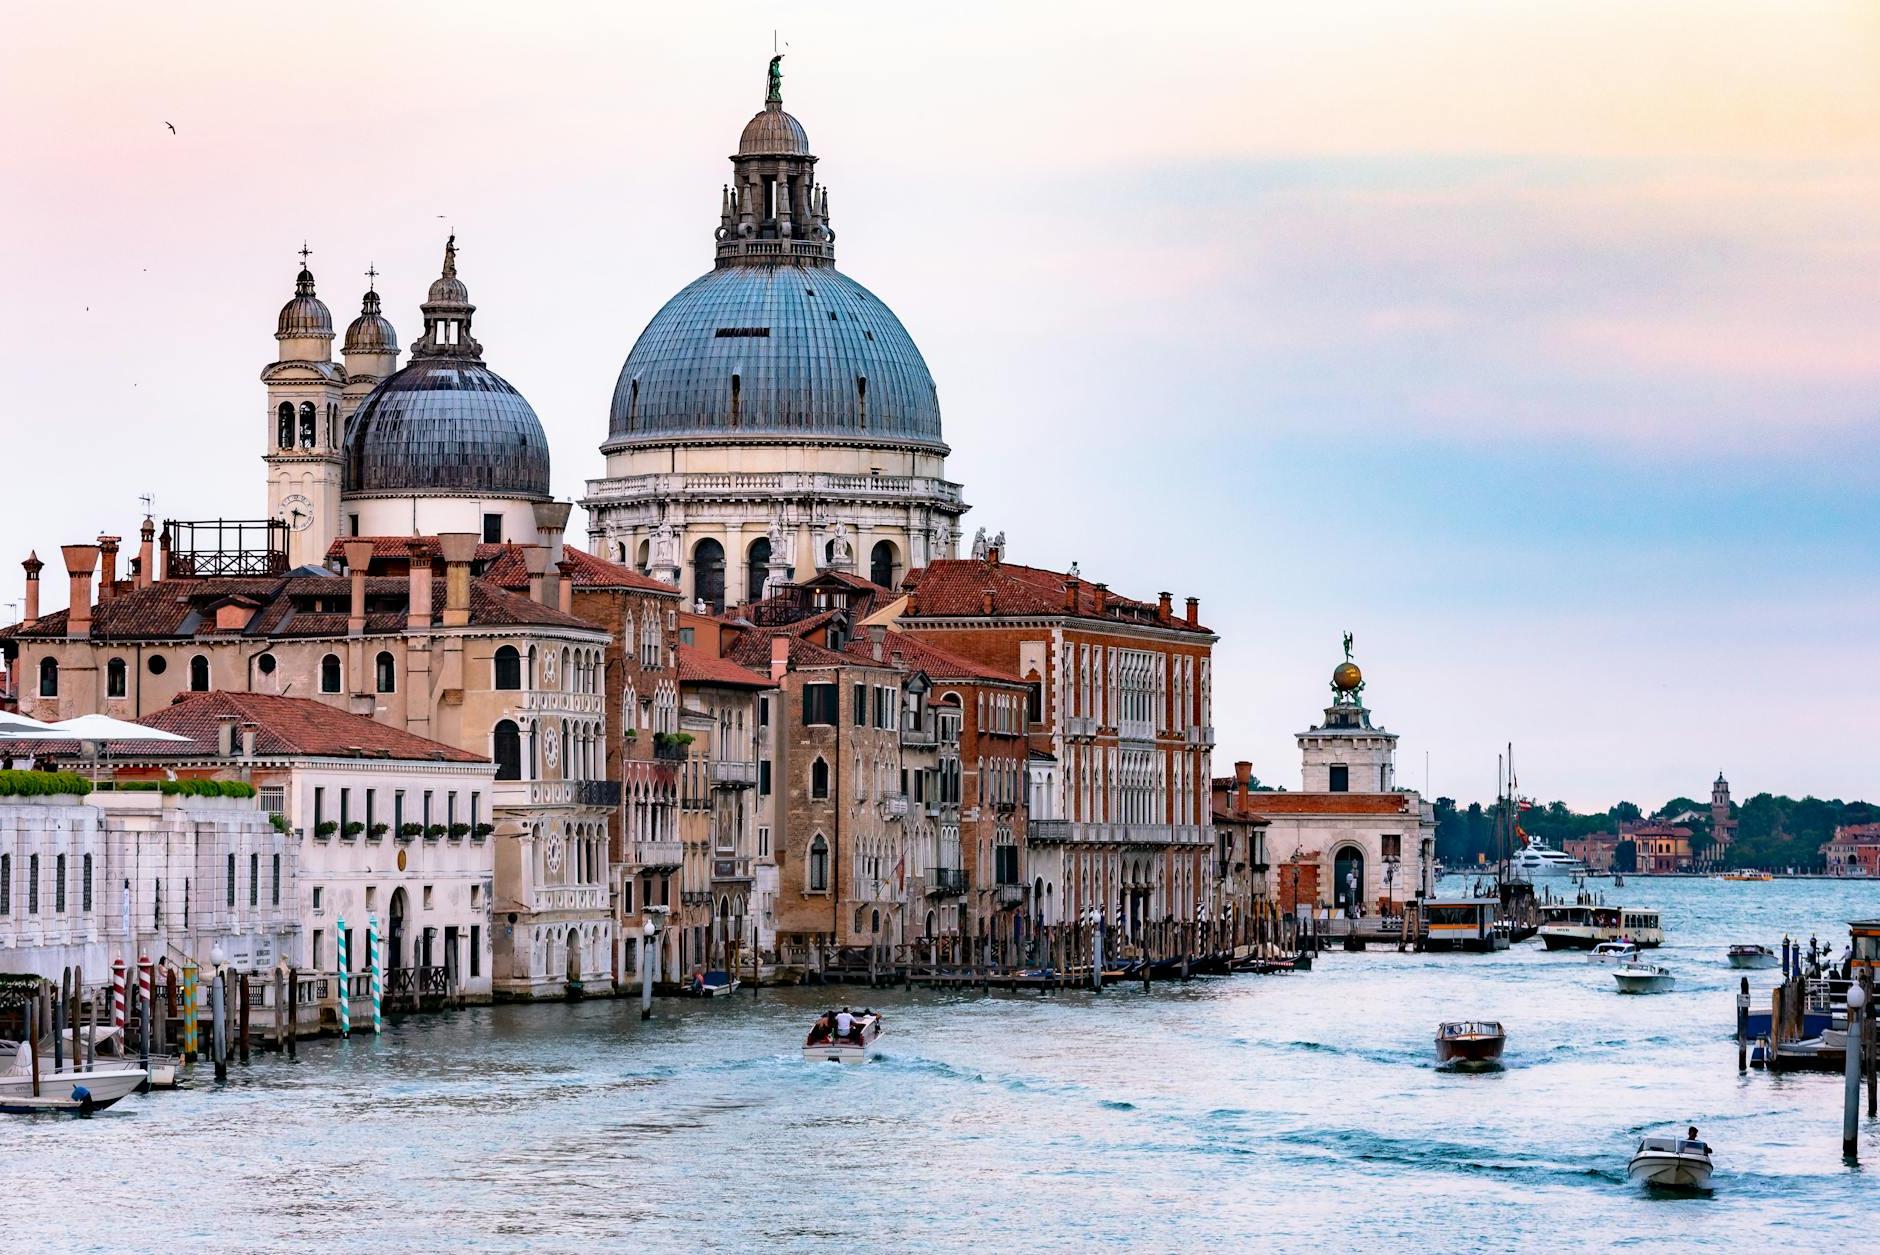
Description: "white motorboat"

(1726, 944), (1779, 970)
(802, 1012), (883, 1064)
(1589, 941), (1641, 964)
(0, 1044), (147, 1113)
(1613, 963), (1675, 994)
(1508, 837), (1589, 884)
(1627, 1133), (1714, 1190)
(1, 1027), (175, 1089)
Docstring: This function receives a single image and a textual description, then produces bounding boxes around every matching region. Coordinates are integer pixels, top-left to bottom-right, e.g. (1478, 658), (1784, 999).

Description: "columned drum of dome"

(344, 237), (551, 542)
(584, 59), (968, 610)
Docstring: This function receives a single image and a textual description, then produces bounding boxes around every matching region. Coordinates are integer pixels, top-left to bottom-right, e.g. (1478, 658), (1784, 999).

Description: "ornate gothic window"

(810, 756), (830, 800)
(809, 835), (829, 892)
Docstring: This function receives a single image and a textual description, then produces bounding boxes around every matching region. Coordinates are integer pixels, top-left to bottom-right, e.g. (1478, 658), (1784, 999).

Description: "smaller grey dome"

(428, 272), (470, 305)
(739, 106), (810, 156)
(346, 359), (550, 499)
(277, 268), (333, 338)
(344, 289), (399, 356)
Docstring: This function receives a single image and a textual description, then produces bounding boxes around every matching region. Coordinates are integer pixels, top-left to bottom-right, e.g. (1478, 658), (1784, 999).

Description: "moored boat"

(1726, 944), (1779, 970)
(0, 1045), (148, 1114)
(1435, 1020), (1505, 1066)
(1627, 1131), (1713, 1190)
(803, 1011), (883, 1064)
(1613, 963), (1675, 994)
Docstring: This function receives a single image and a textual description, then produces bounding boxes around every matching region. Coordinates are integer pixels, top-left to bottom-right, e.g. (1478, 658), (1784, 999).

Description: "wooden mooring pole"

(1737, 976), (1749, 1072)
(286, 967), (299, 1060)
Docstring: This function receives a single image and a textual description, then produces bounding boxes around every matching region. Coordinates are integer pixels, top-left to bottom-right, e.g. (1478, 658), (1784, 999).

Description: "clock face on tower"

(281, 494), (312, 531)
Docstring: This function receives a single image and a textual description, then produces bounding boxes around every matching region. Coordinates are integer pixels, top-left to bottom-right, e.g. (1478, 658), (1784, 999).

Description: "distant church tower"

(262, 255), (346, 568)
(1709, 772), (1737, 863)
(341, 271), (400, 427)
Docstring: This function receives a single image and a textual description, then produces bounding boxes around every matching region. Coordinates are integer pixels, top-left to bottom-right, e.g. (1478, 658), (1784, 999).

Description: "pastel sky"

(3, 2), (1876, 808)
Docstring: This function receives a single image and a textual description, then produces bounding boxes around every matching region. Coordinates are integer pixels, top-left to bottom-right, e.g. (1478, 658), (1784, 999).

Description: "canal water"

(11, 878), (1877, 1251)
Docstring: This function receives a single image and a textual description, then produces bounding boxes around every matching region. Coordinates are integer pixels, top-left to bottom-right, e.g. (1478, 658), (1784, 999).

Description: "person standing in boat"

(835, 1007), (854, 1040)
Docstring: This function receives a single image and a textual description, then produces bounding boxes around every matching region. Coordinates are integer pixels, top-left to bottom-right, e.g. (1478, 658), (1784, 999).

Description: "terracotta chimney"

(533, 501), (573, 607)
(137, 517), (155, 589)
(1185, 596), (1199, 627)
(522, 545), (551, 605)
(438, 532), (478, 627)
(980, 588), (996, 616)
(867, 623), (886, 663)
(987, 544), (1001, 567)
(769, 633), (791, 683)
(1235, 760), (1252, 810)
(97, 536), (120, 603)
(343, 541), (375, 636)
(217, 714), (239, 757)
(1063, 579), (1077, 613)
(905, 589), (921, 617)
(21, 552), (43, 626)
(1093, 583), (1108, 614)
(240, 721), (258, 760)
(60, 543), (100, 637)
(1157, 591), (1172, 622)
(157, 522), (170, 582)
(556, 559), (576, 615)
(407, 559), (434, 630)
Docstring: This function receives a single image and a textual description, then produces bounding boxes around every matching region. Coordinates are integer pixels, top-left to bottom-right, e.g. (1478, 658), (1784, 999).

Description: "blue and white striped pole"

(368, 914), (382, 1035)
(336, 916), (350, 1037)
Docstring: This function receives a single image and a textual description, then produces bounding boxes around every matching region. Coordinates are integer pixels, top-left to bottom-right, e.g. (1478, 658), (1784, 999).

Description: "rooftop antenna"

(138, 492), (155, 518)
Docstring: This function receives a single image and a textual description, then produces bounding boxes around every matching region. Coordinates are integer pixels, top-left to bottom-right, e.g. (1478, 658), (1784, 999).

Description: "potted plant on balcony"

(268, 812), (292, 835)
(314, 819), (338, 840)
(342, 820), (365, 841)
(472, 822), (494, 841)
(448, 822), (471, 840)
(367, 822), (389, 842)
(398, 822), (422, 843)
(423, 823), (446, 841)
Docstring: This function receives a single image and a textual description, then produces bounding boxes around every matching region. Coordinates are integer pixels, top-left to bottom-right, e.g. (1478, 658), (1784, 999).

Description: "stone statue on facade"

(827, 522), (853, 567)
(991, 530), (1006, 553)
(648, 522), (681, 587)
(970, 527), (988, 560)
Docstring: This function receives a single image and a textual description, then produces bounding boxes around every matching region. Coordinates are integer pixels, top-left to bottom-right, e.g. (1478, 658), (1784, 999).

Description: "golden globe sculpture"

(1331, 661), (1363, 692)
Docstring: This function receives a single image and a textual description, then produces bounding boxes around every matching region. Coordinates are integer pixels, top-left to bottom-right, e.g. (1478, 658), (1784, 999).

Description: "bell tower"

(261, 248), (346, 568)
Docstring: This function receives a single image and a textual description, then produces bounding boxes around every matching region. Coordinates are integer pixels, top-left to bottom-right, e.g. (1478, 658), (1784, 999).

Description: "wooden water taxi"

(1435, 1020), (1506, 1066)
(1613, 962), (1675, 993)
(1726, 944), (1779, 970)
(803, 1012), (883, 1064)
(1628, 1132), (1713, 1190)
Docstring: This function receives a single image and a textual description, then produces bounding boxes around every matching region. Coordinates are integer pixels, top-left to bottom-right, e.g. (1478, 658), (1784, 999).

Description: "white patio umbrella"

(45, 713), (192, 783)
(0, 710), (64, 739)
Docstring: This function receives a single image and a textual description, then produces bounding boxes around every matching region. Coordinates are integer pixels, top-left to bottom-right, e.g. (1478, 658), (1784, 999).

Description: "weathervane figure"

(1343, 631), (1354, 662)
(767, 54), (784, 104)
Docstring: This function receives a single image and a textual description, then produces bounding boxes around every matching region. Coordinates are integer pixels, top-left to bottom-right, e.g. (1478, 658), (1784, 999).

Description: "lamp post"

(1383, 856), (1400, 915)
(1844, 982), (1867, 1159)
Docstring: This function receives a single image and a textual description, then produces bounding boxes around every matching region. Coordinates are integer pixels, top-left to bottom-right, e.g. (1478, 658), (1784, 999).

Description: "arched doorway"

(566, 927), (582, 983)
(869, 539), (899, 589)
(746, 537), (771, 604)
(718, 897), (732, 971)
(692, 538), (725, 613)
(1333, 846), (1365, 917)
(388, 887), (408, 972)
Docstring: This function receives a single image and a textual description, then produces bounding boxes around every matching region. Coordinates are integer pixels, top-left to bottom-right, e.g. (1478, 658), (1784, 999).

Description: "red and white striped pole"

(137, 952), (153, 1023)
(111, 957), (127, 1029)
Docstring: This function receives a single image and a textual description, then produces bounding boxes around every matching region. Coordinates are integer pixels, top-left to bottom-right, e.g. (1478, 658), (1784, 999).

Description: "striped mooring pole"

(182, 965), (199, 1060)
(137, 953), (153, 1022)
(368, 914), (383, 1035)
(336, 917), (350, 1036)
(111, 957), (127, 1029)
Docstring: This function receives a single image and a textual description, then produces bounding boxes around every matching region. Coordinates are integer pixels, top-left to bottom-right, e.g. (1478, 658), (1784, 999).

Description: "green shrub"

(447, 822), (471, 838)
(342, 821), (365, 838)
(368, 822), (389, 839)
(268, 812), (292, 835)
(156, 778), (253, 798)
(424, 823), (446, 839)
(473, 822), (495, 839)
(110, 780), (161, 792)
(398, 822), (423, 839)
(315, 820), (339, 837)
(0, 770), (94, 798)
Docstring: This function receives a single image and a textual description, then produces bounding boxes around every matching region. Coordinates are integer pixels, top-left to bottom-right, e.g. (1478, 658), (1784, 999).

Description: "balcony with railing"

(533, 884), (607, 913)
(574, 780), (622, 808)
(994, 883), (1027, 907)
(628, 839), (684, 870)
(711, 759), (757, 788)
(1185, 725), (1216, 747)
(927, 867), (967, 897)
(1021, 820), (1211, 847)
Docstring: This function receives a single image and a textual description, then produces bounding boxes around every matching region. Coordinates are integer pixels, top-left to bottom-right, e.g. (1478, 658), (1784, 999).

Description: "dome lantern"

(716, 55), (834, 268)
(275, 247), (334, 349)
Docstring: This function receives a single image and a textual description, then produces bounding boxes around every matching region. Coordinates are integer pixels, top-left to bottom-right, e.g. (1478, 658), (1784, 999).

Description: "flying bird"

(164, 121), (176, 134)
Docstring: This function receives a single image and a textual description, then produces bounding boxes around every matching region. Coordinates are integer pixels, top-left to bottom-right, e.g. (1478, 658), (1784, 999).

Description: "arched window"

(374, 651), (396, 694)
(493, 720), (521, 781)
(276, 402), (294, 448)
(692, 538), (726, 614)
(493, 645), (521, 690)
(105, 657), (127, 698)
(298, 401), (317, 448)
(870, 540), (898, 590)
(328, 402), (340, 448)
(809, 835), (829, 892)
(188, 655), (210, 692)
(810, 757), (829, 800)
(37, 657), (57, 697)
(746, 536), (771, 604)
(319, 653), (341, 694)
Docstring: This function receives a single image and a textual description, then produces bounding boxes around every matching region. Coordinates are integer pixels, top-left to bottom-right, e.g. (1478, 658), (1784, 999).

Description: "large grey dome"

(605, 264), (943, 450)
(345, 359), (550, 498)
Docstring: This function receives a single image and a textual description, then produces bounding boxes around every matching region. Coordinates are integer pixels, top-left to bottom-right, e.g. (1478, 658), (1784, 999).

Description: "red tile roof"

(723, 627), (854, 672)
(841, 630), (1024, 685)
(1242, 793), (1414, 816)
(477, 542), (679, 595)
(18, 692), (485, 763)
(903, 558), (1210, 634)
(676, 646), (774, 690)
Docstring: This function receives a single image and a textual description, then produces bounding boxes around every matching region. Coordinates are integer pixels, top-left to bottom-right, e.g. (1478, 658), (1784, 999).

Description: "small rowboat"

(1613, 963), (1675, 993)
(1435, 1020), (1505, 1066)
(803, 1013), (883, 1064)
(1627, 1133), (1713, 1190)
(1726, 944), (1779, 970)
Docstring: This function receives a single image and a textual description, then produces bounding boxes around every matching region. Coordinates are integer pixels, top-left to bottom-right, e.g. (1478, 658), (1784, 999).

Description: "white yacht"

(1507, 837), (1588, 883)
